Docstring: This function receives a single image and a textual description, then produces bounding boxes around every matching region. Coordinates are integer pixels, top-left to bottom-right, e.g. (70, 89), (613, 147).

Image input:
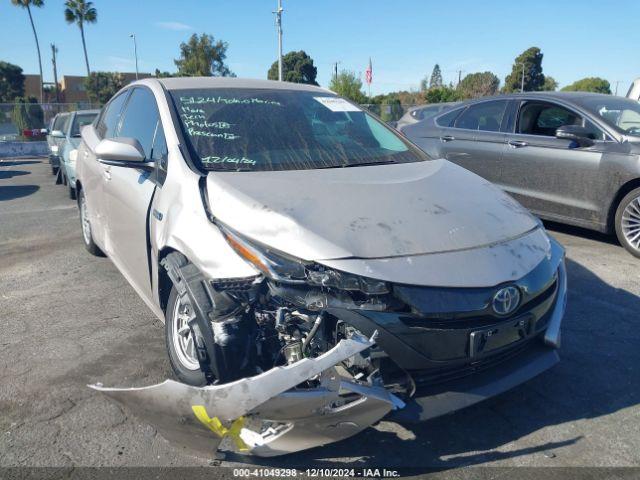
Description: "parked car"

(50, 109), (99, 199)
(76, 78), (566, 457)
(46, 112), (70, 175)
(400, 92), (640, 257)
(395, 101), (459, 131)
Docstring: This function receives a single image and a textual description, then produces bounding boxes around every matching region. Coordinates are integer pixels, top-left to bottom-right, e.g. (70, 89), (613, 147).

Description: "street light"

(274, 0), (284, 81)
(130, 33), (139, 80)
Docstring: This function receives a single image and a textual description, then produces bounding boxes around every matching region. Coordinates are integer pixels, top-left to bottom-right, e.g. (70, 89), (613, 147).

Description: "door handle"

(103, 166), (112, 181)
(440, 135), (455, 142)
(508, 140), (528, 148)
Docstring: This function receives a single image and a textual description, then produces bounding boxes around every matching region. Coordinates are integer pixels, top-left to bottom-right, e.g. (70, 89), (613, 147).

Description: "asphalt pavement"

(0, 157), (638, 473)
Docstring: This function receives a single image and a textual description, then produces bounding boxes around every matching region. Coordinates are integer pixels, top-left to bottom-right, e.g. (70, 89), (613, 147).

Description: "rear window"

(435, 107), (463, 127)
(170, 88), (430, 172)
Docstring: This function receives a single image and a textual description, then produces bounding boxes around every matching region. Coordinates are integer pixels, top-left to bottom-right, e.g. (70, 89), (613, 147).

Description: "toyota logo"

(492, 286), (521, 315)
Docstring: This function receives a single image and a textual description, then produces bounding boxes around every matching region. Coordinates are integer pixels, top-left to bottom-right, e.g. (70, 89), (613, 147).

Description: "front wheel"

(78, 189), (104, 257)
(165, 286), (208, 386)
(615, 187), (640, 258)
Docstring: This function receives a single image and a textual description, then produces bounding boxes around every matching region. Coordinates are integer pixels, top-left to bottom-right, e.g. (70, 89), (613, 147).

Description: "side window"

(518, 102), (582, 137)
(436, 107), (463, 127)
(96, 91), (129, 139)
(62, 114), (73, 135)
(52, 114), (67, 131)
(454, 100), (508, 132)
(118, 88), (159, 159)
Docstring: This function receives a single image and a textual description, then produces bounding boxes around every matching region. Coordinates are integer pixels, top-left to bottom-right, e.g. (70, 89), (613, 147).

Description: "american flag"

(365, 58), (373, 85)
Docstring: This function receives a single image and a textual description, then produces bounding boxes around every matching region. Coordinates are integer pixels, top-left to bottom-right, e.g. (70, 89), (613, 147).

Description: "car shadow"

(0, 169), (30, 180)
(543, 220), (618, 246)
(0, 159), (41, 167)
(0, 185), (40, 201)
(231, 257), (639, 470)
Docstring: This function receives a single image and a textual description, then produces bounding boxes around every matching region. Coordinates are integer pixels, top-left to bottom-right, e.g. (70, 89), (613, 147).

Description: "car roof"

(465, 91), (615, 104)
(143, 76), (332, 94)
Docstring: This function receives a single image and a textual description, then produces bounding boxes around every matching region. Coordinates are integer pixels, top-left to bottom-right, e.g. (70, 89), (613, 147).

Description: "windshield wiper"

(341, 159), (399, 168)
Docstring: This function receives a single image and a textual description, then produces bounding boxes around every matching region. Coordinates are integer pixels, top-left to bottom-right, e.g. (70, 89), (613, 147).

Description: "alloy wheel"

(622, 195), (640, 252)
(171, 295), (200, 371)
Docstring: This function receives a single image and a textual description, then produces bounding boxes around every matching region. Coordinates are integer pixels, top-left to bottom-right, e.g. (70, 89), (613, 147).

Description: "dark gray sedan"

(400, 92), (640, 257)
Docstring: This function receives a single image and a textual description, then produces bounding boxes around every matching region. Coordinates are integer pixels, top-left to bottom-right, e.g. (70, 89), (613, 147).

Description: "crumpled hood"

(206, 159), (539, 261)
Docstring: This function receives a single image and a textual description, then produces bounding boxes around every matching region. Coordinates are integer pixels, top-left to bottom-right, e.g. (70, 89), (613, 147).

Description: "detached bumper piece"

(90, 336), (403, 457)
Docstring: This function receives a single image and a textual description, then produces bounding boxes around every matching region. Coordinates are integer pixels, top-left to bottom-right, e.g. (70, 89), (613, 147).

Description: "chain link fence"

(0, 102), (100, 141)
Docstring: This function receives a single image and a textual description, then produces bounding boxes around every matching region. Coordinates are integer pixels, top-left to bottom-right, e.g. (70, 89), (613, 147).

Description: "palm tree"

(11, 0), (44, 103)
(64, 0), (97, 80)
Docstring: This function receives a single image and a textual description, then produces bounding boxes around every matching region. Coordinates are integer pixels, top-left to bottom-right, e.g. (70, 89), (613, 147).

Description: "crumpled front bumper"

(90, 335), (403, 457)
(91, 248), (567, 457)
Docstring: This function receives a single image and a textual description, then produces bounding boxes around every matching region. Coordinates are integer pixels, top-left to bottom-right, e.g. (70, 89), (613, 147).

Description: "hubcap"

(80, 194), (91, 245)
(171, 295), (200, 370)
(622, 196), (640, 251)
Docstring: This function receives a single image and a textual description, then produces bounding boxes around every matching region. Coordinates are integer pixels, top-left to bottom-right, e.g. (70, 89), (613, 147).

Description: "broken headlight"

(219, 225), (389, 295)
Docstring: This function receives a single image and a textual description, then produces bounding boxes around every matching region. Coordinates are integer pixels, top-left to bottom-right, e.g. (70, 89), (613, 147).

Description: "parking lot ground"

(1, 157), (639, 472)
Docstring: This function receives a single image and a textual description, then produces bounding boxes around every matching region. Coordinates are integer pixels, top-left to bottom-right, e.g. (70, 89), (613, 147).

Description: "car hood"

(205, 159), (540, 261)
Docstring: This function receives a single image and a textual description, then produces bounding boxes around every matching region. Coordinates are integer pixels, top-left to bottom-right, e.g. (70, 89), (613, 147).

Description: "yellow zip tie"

(192, 405), (249, 451)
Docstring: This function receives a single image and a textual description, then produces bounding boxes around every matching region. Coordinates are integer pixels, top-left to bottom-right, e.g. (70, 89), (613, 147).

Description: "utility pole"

(130, 34), (139, 80)
(274, 0), (284, 81)
(332, 61), (341, 84)
(520, 63), (526, 92)
(51, 43), (60, 103)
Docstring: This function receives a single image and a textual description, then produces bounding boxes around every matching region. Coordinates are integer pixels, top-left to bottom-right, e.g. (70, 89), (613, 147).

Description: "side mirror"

(96, 137), (146, 165)
(50, 130), (65, 138)
(555, 125), (595, 148)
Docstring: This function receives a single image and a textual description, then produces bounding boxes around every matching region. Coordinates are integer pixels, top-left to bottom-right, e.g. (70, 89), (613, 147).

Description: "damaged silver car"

(75, 77), (567, 457)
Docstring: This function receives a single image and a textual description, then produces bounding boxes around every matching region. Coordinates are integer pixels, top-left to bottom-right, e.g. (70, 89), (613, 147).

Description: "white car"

(75, 77), (566, 457)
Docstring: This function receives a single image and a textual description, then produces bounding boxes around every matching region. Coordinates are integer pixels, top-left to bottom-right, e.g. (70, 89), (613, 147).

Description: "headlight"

(51, 145), (58, 153)
(220, 225), (389, 295)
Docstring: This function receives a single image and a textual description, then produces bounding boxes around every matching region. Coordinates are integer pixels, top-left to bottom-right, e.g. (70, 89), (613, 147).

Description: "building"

(24, 72), (152, 104)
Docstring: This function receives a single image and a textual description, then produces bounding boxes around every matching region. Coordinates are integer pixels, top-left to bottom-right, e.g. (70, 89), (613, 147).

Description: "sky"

(1, 0), (639, 96)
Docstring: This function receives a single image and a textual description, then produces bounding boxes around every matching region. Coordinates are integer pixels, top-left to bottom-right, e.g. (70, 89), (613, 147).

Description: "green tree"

(561, 77), (611, 94)
(174, 33), (234, 77)
(329, 70), (366, 103)
(11, 96), (44, 138)
(64, 0), (97, 79)
(503, 47), (546, 93)
(429, 64), (443, 89)
(425, 85), (461, 103)
(154, 68), (174, 78)
(11, 0), (44, 103)
(457, 71), (500, 99)
(0, 61), (25, 102)
(542, 76), (558, 91)
(267, 50), (318, 85)
(84, 71), (125, 104)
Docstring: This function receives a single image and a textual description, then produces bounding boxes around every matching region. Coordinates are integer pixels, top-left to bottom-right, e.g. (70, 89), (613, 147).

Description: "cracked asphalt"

(0, 157), (639, 472)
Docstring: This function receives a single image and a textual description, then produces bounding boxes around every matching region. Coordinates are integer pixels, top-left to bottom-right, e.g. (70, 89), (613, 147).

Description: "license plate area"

(469, 316), (532, 359)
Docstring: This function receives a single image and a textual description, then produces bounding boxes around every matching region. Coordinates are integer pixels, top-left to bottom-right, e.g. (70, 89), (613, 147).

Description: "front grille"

(411, 336), (538, 388)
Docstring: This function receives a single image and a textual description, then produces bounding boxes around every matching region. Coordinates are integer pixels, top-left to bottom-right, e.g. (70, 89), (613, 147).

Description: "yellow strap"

(192, 405), (249, 451)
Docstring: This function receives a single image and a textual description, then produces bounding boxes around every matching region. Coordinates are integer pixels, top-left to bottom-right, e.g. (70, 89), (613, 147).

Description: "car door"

(81, 90), (131, 250)
(437, 99), (509, 184)
(499, 99), (609, 225)
(101, 87), (162, 298)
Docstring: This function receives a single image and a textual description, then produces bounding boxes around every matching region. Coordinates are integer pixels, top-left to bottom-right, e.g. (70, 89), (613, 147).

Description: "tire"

(69, 185), (77, 200)
(165, 285), (208, 386)
(615, 187), (640, 258)
(78, 189), (105, 257)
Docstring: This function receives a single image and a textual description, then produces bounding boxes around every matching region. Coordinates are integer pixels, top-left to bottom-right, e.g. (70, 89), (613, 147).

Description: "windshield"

(170, 88), (429, 172)
(579, 96), (640, 135)
(71, 113), (98, 137)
